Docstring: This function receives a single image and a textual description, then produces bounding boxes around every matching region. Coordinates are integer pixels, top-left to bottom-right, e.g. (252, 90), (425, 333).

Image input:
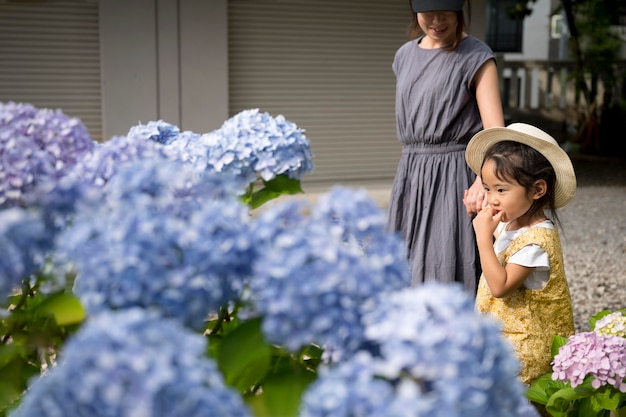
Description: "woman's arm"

(475, 59), (504, 129)
(464, 59), (505, 215)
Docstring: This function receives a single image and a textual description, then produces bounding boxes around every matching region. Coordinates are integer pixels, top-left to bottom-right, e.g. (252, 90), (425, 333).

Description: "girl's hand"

(463, 177), (486, 216)
(472, 205), (504, 241)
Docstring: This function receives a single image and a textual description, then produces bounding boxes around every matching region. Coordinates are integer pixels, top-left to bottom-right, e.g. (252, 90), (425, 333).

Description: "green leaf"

(217, 318), (271, 392)
(262, 175), (303, 194)
(37, 293), (85, 326)
(247, 369), (316, 417)
(578, 396), (611, 417)
(0, 355), (39, 412)
(249, 188), (282, 209)
(527, 373), (564, 405)
(244, 175), (304, 209)
(550, 335), (569, 358)
(591, 385), (623, 411)
(545, 380), (596, 417)
(0, 379), (24, 415)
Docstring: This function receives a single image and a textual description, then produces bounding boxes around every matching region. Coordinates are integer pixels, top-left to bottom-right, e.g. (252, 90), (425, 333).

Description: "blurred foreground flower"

(60, 158), (252, 331)
(11, 309), (252, 417)
(0, 208), (53, 299)
(301, 283), (530, 417)
(2, 104), (536, 417)
(247, 186), (410, 361)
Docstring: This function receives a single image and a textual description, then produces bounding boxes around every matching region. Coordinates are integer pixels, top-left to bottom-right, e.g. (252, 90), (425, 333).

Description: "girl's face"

(417, 11), (458, 46)
(480, 159), (541, 224)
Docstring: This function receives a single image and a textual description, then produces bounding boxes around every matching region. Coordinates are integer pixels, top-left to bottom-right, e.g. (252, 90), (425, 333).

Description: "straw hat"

(465, 123), (576, 208)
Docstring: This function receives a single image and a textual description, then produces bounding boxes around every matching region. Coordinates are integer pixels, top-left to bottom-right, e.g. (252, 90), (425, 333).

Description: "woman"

(386, 0), (504, 295)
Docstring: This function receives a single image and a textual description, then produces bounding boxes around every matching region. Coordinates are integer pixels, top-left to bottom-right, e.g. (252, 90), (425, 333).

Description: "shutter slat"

(0, 3), (102, 141)
(229, 0), (409, 185)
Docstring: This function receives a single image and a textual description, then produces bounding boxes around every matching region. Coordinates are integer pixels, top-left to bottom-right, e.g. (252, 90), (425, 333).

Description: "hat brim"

(411, 0), (464, 12)
(466, 127), (576, 208)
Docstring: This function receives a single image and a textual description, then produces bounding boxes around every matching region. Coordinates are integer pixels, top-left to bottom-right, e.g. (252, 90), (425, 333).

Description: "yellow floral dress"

(475, 226), (575, 385)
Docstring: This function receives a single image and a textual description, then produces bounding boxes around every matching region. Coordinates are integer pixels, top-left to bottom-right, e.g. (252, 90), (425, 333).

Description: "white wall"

(504, 0), (551, 61)
(99, 0), (228, 139)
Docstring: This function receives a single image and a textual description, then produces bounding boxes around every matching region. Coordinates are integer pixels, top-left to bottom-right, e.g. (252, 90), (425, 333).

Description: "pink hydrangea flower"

(552, 331), (626, 392)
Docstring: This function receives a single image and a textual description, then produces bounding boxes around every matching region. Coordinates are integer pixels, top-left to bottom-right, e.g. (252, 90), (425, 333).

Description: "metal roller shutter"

(228, 0), (410, 187)
(0, 2), (102, 141)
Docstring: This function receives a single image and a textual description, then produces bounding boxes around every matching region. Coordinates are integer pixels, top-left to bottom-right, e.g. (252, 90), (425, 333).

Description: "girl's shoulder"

(496, 220), (555, 249)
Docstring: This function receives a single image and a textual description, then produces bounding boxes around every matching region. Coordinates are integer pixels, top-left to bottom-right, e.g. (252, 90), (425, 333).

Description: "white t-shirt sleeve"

(494, 221), (552, 290)
(508, 245), (550, 289)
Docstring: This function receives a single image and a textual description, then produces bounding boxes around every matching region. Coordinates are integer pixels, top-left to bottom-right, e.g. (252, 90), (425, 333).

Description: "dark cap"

(411, 0), (464, 12)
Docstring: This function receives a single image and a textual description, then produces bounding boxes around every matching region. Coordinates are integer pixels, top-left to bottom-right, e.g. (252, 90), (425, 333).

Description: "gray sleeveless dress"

(386, 36), (496, 295)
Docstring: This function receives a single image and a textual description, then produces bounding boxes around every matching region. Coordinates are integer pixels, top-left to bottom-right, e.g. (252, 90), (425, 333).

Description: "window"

(485, 0), (524, 52)
(551, 14), (566, 39)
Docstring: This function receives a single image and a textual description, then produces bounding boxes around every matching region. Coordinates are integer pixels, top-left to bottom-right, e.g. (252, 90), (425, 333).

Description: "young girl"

(464, 123), (576, 385)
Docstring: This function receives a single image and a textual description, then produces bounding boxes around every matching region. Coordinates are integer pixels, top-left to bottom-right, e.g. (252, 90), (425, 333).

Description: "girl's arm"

(464, 59), (505, 216)
(473, 205), (532, 298)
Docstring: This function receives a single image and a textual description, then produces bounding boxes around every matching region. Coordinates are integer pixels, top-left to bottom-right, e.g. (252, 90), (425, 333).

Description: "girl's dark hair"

(406, 0), (470, 51)
(481, 140), (562, 228)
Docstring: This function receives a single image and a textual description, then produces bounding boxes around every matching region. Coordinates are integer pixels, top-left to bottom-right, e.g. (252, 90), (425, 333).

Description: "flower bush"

(0, 101), (537, 417)
(528, 309), (626, 416)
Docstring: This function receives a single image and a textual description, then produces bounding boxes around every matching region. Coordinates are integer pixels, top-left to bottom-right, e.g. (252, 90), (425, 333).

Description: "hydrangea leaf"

(545, 380), (595, 416)
(261, 175), (303, 194)
(0, 348), (38, 412)
(250, 369), (316, 417)
(246, 175), (304, 209)
(550, 334), (569, 358)
(527, 374), (564, 405)
(247, 188), (282, 209)
(218, 317), (272, 392)
(38, 293), (85, 326)
(591, 385), (623, 412)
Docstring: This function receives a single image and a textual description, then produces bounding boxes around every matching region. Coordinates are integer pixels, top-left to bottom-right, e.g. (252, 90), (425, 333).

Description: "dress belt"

(401, 143), (467, 155)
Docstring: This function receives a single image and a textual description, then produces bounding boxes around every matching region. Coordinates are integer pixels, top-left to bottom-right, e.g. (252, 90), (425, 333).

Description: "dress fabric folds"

(386, 36), (496, 295)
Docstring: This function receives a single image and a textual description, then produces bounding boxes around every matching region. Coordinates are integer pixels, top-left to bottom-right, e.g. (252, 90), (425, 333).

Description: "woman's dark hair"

(406, 0), (470, 51)
(481, 140), (562, 228)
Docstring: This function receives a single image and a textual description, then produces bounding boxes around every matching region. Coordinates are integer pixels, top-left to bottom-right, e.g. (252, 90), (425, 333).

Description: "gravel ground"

(558, 154), (626, 332)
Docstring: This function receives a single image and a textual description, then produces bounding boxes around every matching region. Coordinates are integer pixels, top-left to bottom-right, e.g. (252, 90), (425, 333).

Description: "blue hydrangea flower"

(357, 283), (526, 417)
(0, 208), (54, 300)
(67, 134), (171, 187)
(11, 309), (252, 417)
(67, 119), (209, 189)
(247, 186), (410, 360)
(201, 109), (314, 184)
(124, 120), (211, 170)
(126, 119), (181, 144)
(0, 101), (94, 208)
(0, 172), (97, 301)
(59, 158), (254, 331)
(300, 351), (431, 417)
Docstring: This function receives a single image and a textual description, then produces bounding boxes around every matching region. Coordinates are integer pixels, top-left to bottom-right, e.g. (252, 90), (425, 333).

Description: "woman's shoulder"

(395, 38), (418, 55)
(458, 35), (495, 55)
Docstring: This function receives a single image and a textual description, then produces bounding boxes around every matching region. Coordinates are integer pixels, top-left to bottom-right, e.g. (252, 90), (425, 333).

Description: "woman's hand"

(463, 177), (487, 216)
